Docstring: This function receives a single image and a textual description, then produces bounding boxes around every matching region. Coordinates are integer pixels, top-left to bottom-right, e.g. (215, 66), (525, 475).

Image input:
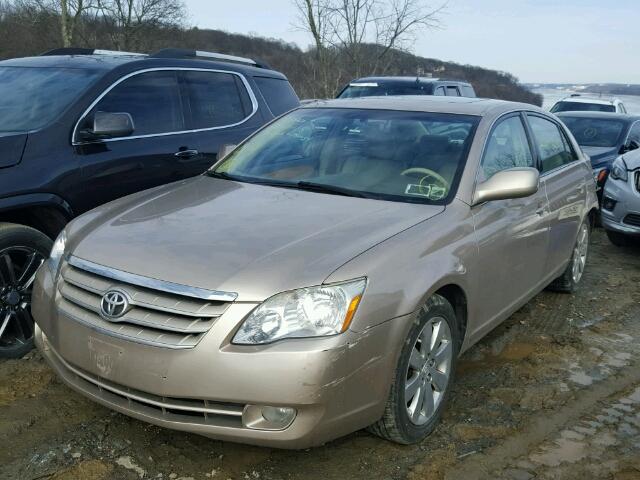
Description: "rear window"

(550, 101), (615, 113)
(461, 85), (476, 97)
(560, 116), (626, 147)
(182, 70), (252, 129)
(253, 77), (299, 116)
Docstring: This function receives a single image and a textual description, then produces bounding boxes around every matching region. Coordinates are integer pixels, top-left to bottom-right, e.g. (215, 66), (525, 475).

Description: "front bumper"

(32, 263), (408, 449)
(601, 175), (640, 236)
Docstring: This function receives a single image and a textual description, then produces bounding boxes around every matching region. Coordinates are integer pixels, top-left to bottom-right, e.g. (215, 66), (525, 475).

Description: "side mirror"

(218, 144), (237, 161)
(91, 111), (134, 139)
(472, 167), (540, 206)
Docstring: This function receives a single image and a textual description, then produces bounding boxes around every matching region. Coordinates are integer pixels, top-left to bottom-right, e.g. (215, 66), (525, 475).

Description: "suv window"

(527, 115), (575, 173)
(434, 86), (446, 96)
(182, 71), (251, 129)
(89, 70), (184, 137)
(253, 77), (299, 116)
(481, 115), (533, 180)
(446, 86), (460, 96)
(461, 85), (475, 97)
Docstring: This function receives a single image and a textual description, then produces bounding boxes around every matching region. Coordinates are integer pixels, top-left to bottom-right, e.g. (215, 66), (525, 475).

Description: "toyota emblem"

(100, 290), (130, 319)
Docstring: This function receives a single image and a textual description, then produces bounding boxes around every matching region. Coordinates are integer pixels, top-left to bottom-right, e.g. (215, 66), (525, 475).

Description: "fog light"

(242, 404), (296, 430)
(602, 196), (617, 211)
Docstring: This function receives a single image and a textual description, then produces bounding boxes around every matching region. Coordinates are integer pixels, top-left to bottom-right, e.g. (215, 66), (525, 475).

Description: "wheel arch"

(0, 194), (73, 239)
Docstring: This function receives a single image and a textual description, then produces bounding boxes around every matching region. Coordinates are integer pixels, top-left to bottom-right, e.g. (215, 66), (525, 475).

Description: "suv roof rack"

(150, 48), (271, 69)
(41, 48), (145, 57)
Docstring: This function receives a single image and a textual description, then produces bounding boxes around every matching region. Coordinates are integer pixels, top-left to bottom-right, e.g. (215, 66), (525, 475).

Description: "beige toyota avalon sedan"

(32, 97), (598, 448)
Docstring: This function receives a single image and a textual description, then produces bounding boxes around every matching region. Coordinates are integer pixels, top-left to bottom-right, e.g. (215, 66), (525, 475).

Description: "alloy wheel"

(571, 223), (589, 284)
(404, 316), (453, 425)
(0, 247), (45, 350)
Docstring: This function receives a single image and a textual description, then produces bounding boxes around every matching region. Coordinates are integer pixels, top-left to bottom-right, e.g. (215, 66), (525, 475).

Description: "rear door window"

(89, 70), (184, 136)
(527, 115), (576, 173)
(481, 115), (534, 180)
(434, 86), (446, 96)
(461, 85), (475, 97)
(446, 86), (460, 96)
(182, 71), (252, 129)
(253, 76), (299, 116)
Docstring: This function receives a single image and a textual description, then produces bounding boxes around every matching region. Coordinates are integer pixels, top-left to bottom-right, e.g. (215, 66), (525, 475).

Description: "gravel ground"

(1, 229), (639, 480)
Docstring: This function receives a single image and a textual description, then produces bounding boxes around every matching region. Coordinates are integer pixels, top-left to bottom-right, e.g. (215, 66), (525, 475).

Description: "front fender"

(0, 193), (74, 218)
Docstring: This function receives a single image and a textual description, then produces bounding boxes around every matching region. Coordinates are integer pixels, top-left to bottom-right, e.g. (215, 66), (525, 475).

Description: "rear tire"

(369, 294), (460, 444)
(605, 230), (631, 247)
(0, 223), (52, 359)
(548, 218), (590, 293)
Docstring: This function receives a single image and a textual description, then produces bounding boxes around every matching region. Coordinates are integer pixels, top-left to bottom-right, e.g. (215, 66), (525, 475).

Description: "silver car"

(31, 97), (598, 448)
(602, 149), (640, 245)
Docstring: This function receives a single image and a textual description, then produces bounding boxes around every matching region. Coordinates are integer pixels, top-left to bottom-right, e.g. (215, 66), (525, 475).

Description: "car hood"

(621, 151), (640, 170)
(581, 146), (619, 169)
(69, 176), (443, 301)
(0, 132), (27, 168)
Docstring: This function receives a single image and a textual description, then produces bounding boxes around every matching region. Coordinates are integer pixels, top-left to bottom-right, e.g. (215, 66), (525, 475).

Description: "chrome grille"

(57, 260), (233, 348)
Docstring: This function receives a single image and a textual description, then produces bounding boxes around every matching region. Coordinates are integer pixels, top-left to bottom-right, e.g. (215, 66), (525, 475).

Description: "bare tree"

(97, 0), (185, 50)
(16, 0), (96, 46)
(294, 0), (341, 97)
(295, 0), (445, 95)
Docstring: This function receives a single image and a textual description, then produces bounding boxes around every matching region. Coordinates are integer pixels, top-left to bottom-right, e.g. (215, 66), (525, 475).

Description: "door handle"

(536, 203), (546, 216)
(174, 149), (199, 159)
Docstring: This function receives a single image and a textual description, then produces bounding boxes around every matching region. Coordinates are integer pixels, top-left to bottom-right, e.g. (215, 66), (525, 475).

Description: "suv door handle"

(174, 149), (199, 159)
(535, 202), (546, 216)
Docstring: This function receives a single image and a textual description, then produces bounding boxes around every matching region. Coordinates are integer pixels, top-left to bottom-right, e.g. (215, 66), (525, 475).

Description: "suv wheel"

(369, 294), (459, 444)
(605, 230), (631, 247)
(548, 219), (590, 293)
(0, 224), (52, 358)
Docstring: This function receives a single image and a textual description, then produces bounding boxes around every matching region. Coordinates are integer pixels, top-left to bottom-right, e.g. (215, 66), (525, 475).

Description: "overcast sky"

(185, 0), (639, 85)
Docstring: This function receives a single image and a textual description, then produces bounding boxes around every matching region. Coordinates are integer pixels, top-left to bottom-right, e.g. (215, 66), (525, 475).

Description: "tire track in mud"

(443, 361), (640, 480)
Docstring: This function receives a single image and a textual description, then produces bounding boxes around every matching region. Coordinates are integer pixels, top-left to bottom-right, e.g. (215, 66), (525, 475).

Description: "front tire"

(369, 294), (459, 444)
(548, 218), (590, 293)
(0, 223), (52, 358)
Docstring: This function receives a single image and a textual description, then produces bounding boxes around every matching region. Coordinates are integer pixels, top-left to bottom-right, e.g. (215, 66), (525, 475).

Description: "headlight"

(233, 278), (366, 345)
(610, 157), (629, 182)
(47, 230), (67, 276)
(593, 166), (609, 185)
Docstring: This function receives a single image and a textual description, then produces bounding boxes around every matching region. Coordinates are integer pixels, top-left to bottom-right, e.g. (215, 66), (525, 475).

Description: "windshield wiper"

(206, 170), (241, 180)
(206, 172), (368, 198)
(294, 181), (368, 198)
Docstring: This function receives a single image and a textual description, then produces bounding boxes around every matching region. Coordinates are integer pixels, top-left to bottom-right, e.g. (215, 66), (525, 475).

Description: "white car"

(550, 95), (627, 114)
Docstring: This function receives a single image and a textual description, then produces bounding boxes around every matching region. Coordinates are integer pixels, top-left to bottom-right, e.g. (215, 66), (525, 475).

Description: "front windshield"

(339, 83), (434, 98)
(560, 117), (625, 147)
(0, 66), (101, 133)
(211, 108), (479, 204)
(550, 101), (616, 113)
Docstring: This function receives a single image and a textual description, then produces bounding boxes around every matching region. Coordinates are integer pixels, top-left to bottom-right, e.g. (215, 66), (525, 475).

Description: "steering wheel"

(401, 167), (450, 194)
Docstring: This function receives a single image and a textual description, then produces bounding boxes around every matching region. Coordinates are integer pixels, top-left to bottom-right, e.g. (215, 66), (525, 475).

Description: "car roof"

(0, 53), (287, 79)
(557, 96), (619, 105)
(556, 111), (640, 122)
(350, 76), (471, 86)
(302, 96), (544, 117)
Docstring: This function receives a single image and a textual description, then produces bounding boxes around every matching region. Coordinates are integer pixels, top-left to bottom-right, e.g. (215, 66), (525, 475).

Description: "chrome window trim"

(72, 67), (259, 146)
(67, 256), (238, 302)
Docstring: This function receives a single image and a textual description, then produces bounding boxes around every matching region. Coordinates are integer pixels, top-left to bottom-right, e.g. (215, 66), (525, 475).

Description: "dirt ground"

(1, 229), (639, 480)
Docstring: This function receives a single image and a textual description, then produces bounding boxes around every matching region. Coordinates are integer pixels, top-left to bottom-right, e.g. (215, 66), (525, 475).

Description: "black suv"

(0, 48), (299, 357)
(337, 76), (476, 98)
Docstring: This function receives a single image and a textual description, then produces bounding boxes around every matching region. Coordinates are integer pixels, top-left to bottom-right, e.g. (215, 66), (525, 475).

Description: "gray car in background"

(32, 97), (597, 448)
(601, 149), (640, 245)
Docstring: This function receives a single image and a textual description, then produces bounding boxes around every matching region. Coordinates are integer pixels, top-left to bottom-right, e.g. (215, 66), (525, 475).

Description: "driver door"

(470, 113), (550, 337)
